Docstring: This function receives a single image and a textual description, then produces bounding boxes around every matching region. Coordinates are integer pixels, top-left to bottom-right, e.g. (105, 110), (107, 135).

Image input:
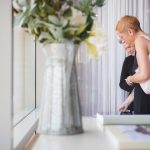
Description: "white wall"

(0, 0), (12, 149)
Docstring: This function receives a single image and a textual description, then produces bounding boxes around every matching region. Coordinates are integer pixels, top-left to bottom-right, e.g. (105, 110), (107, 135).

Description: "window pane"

(13, 27), (35, 125)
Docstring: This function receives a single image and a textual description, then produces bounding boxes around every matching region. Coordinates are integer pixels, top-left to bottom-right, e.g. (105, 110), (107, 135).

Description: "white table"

(26, 117), (116, 150)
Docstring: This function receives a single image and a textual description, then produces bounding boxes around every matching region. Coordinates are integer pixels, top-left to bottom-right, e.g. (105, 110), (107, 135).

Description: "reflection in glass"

(13, 27), (35, 125)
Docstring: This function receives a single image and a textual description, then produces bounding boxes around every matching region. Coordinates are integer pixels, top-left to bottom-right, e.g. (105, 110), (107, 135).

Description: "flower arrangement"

(13, 0), (107, 58)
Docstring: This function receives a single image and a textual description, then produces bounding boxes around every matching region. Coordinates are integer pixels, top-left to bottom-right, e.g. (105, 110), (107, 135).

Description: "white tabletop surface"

(26, 117), (117, 150)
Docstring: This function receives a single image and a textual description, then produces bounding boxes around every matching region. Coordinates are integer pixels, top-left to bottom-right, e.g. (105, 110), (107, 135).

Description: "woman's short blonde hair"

(116, 15), (141, 33)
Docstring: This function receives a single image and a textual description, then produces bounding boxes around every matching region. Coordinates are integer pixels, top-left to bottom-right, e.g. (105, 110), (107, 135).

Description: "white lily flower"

(68, 7), (87, 27)
(84, 26), (107, 58)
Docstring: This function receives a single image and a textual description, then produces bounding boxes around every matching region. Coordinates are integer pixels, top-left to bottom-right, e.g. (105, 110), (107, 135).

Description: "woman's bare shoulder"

(137, 34), (150, 41)
(135, 35), (149, 54)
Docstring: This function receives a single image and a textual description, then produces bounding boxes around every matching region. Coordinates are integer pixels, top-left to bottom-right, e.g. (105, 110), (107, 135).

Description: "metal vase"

(37, 41), (83, 135)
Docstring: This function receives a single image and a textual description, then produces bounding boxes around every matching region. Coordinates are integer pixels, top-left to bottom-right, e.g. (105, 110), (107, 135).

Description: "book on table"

(96, 113), (150, 125)
(105, 125), (150, 150)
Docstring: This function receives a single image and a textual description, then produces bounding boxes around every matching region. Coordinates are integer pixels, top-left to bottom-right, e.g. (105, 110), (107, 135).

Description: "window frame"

(13, 32), (38, 150)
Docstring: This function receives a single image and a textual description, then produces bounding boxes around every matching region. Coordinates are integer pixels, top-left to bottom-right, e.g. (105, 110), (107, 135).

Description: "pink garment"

(140, 78), (150, 94)
(136, 55), (150, 94)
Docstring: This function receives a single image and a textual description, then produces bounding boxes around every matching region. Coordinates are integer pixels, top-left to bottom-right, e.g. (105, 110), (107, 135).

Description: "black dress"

(119, 55), (135, 113)
(132, 55), (150, 114)
(120, 55), (135, 92)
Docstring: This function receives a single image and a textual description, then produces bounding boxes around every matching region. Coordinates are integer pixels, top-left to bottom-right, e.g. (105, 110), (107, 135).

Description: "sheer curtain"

(77, 0), (150, 116)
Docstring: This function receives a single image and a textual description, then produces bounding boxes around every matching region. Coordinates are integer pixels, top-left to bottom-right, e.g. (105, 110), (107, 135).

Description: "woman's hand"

(118, 103), (128, 112)
(125, 76), (133, 85)
(118, 101), (129, 112)
(117, 91), (134, 112)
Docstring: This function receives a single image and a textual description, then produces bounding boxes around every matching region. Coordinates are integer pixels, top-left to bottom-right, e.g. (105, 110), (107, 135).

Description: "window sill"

(13, 109), (39, 150)
(13, 107), (35, 126)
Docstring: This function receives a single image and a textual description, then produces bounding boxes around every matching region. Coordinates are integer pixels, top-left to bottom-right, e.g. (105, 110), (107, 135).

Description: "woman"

(116, 15), (150, 114)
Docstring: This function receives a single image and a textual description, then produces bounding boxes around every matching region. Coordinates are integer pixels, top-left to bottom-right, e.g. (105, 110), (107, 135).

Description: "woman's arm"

(127, 36), (150, 83)
(118, 90), (134, 112)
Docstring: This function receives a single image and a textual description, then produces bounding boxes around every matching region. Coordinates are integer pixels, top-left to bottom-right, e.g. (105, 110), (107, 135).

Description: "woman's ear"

(128, 29), (134, 36)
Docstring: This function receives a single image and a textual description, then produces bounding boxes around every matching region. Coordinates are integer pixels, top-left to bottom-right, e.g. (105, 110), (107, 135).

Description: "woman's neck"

(136, 30), (144, 37)
(136, 31), (150, 39)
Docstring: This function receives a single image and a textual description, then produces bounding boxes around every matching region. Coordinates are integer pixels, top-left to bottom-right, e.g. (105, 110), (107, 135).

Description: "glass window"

(13, 27), (36, 125)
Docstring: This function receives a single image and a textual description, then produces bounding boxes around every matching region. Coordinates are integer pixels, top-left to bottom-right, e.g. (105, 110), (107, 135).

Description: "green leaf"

(48, 15), (61, 26)
(14, 11), (29, 27)
(13, 0), (22, 12)
(93, 0), (105, 7)
(63, 27), (77, 37)
(63, 8), (72, 17)
(76, 0), (92, 15)
(38, 32), (55, 43)
(60, 19), (68, 28)
(46, 5), (56, 15)
(34, 20), (64, 41)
